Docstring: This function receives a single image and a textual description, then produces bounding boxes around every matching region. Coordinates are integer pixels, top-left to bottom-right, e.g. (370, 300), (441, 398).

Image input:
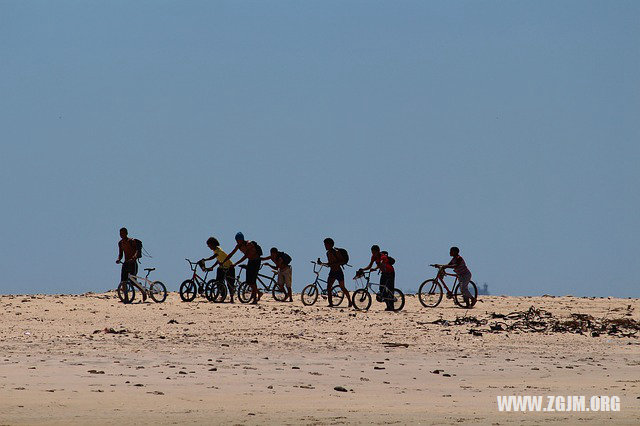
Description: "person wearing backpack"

(262, 247), (293, 302)
(220, 232), (263, 304)
(316, 238), (352, 308)
(378, 250), (396, 311)
(116, 227), (146, 302)
(358, 245), (385, 273)
(357, 245), (396, 311)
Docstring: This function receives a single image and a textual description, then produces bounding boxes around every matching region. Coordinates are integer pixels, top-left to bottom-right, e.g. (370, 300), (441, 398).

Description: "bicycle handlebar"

(311, 260), (352, 268)
(185, 258), (206, 271)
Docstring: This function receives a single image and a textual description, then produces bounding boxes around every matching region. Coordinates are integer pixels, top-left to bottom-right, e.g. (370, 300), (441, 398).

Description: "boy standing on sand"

(201, 237), (236, 303)
(438, 246), (474, 307)
(261, 247), (293, 302)
(116, 227), (145, 301)
(317, 238), (352, 308)
(220, 232), (263, 304)
(358, 245), (395, 311)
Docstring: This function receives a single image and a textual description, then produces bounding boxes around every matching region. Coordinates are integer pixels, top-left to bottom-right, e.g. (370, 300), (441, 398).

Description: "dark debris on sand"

(428, 306), (639, 338)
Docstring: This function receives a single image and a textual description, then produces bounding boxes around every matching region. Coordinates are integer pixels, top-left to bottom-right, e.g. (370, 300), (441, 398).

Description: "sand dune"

(1, 293), (638, 425)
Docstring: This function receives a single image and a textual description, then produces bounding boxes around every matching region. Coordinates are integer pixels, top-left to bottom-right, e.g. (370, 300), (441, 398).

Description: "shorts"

(246, 259), (260, 286)
(120, 260), (138, 282)
(327, 268), (344, 283)
(278, 265), (292, 288)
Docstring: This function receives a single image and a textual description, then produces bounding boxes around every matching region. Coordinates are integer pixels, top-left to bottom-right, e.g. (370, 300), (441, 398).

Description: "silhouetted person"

(201, 237), (236, 303)
(116, 227), (145, 301)
(220, 232), (262, 304)
(317, 238), (351, 307)
(359, 245), (395, 311)
(261, 247), (293, 302)
(441, 246), (474, 307)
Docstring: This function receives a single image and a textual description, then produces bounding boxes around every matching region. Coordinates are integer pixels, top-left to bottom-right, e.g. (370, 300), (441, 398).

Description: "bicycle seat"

(239, 265), (247, 269)
(145, 268), (156, 272)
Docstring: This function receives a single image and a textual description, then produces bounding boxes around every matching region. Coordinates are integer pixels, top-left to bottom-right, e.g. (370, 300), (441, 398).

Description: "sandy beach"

(1, 293), (638, 425)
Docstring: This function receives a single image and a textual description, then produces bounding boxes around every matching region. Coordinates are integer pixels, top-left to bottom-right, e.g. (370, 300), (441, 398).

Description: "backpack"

(381, 250), (395, 266)
(133, 239), (143, 262)
(334, 247), (349, 266)
(251, 241), (263, 256)
(278, 251), (292, 266)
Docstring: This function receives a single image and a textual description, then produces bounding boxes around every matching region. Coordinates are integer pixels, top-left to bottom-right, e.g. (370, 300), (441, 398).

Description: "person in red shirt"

(359, 245), (395, 311)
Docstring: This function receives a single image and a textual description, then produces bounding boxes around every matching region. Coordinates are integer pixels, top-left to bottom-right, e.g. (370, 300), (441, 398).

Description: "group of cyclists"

(116, 227), (476, 309)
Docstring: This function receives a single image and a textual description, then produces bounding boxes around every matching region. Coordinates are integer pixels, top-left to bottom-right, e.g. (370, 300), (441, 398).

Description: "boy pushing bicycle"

(261, 247), (293, 302)
(116, 227), (146, 302)
(201, 237), (237, 303)
(435, 246), (475, 307)
(317, 238), (352, 308)
(219, 232), (263, 304)
(358, 245), (395, 311)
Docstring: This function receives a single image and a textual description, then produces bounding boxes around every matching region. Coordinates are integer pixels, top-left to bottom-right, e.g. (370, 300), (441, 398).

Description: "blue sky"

(1, 1), (638, 296)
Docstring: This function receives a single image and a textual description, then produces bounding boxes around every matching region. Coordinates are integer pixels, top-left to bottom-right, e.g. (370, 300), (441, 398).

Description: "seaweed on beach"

(432, 306), (639, 338)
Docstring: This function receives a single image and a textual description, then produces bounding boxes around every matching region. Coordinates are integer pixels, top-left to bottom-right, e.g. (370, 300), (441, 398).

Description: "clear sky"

(1, 1), (638, 297)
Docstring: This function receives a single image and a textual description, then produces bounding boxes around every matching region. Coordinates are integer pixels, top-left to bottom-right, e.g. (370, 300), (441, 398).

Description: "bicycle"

(205, 266), (241, 303)
(417, 264), (478, 309)
(116, 264), (167, 304)
(179, 259), (216, 302)
(236, 264), (288, 303)
(300, 261), (347, 307)
(351, 269), (405, 311)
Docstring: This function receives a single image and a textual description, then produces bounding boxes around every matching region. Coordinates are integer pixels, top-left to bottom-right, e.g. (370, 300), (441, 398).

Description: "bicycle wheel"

(179, 280), (197, 302)
(272, 282), (288, 302)
(453, 280), (478, 309)
(204, 280), (223, 302)
(237, 282), (255, 304)
(391, 289), (405, 312)
(149, 281), (167, 303)
(329, 287), (345, 307)
(204, 280), (215, 302)
(209, 280), (227, 303)
(418, 279), (443, 308)
(117, 280), (135, 304)
(301, 284), (318, 306)
(352, 289), (372, 311)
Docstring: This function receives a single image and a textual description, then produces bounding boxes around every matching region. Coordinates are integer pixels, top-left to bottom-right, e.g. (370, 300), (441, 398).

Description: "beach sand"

(1, 293), (638, 425)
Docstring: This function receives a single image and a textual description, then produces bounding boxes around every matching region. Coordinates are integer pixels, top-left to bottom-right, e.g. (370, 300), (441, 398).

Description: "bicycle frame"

(256, 266), (279, 291)
(308, 261), (335, 295)
(354, 270), (380, 291)
(238, 264), (279, 291)
(435, 269), (460, 294)
(127, 273), (154, 290)
(185, 259), (211, 286)
(354, 270), (394, 301)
